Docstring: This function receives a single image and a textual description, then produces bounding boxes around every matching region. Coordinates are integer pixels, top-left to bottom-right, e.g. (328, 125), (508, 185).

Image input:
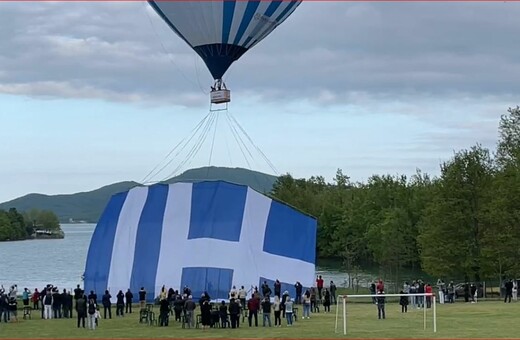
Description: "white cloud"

(0, 1), (518, 108)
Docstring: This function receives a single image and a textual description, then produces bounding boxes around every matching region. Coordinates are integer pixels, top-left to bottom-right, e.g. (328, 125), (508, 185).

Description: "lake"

(0, 224), (434, 293)
(0, 224), (361, 292)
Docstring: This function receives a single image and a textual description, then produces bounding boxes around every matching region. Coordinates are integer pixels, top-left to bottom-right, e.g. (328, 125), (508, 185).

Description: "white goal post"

(335, 293), (437, 335)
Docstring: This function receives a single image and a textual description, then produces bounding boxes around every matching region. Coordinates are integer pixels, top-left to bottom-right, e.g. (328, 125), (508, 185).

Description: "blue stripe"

(130, 184), (169, 302)
(265, 1), (283, 17)
(233, 0), (261, 46)
(275, 0), (300, 22)
(222, 0), (236, 44)
(263, 200), (317, 264)
(247, 1), (300, 49)
(188, 181), (247, 242)
(84, 191), (128, 296)
(147, 1), (194, 48)
(181, 267), (234, 301)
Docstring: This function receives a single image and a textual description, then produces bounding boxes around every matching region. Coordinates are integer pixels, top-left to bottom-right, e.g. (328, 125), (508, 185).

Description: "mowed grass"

(1, 301), (519, 338)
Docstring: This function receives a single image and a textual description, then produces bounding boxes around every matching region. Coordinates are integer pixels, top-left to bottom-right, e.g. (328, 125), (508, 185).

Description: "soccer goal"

(334, 293), (437, 335)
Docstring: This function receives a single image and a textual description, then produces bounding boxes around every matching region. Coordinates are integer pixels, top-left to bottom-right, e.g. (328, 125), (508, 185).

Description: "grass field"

(0, 301), (519, 338)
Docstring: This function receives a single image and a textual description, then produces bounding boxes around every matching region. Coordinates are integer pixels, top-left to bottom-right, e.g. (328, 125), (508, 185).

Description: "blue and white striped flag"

(84, 181), (317, 302)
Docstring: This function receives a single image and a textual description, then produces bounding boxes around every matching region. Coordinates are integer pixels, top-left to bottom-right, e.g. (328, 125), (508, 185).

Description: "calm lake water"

(0, 224), (361, 292)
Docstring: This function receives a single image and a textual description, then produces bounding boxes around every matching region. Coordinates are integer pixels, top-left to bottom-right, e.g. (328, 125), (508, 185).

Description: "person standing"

(316, 276), (324, 300)
(87, 298), (97, 330)
(261, 297), (272, 327)
(504, 279), (513, 303)
(330, 281), (337, 305)
(376, 290), (386, 320)
(116, 290), (125, 317)
(43, 291), (53, 319)
(125, 289), (133, 313)
(399, 290), (408, 313)
(76, 295), (87, 328)
(138, 287), (146, 310)
(273, 296), (281, 327)
(31, 289), (40, 310)
(247, 295), (259, 327)
(294, 282), (303, 304)
(285, 297), (294, 326)
(238, 286), (247, 310)
(22, 288), (30, 306)
(102, 290), (112, 319)
(228, 298), (240, 328)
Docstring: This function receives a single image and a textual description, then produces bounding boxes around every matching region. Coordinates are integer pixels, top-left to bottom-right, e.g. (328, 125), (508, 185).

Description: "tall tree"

(418, 145), (494, 281)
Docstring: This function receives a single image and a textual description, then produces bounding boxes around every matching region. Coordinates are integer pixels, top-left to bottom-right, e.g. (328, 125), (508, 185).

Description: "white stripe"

(237, 2), (272, 46)
(153, 2), (223, 47)
(154, 182), (193, 292)
(153, 186), (315, 294)
(227, 1), (248, 44)
(106, 186), (149, 298)
(245, 2), (292, 49)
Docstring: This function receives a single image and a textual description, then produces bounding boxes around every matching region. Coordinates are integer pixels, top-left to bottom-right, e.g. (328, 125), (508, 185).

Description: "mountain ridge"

(0, 166), (278, 223)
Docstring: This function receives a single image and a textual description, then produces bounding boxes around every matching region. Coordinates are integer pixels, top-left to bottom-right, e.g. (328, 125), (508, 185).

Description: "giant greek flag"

(84, 181), (317, 302)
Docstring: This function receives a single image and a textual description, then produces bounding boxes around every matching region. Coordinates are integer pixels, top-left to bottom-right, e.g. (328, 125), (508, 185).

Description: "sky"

(1, 1), (519, 203)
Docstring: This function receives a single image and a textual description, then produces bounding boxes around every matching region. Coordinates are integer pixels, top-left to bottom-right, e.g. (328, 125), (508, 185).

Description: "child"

(399, 290), (408, 313)
(376, 290), (385, 320)
(95, 306), (100, 327)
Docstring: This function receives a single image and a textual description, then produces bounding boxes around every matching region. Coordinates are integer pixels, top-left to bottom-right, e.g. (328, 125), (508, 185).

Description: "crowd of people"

(143, 276), (339, 329)
(0, 277), (338, 331)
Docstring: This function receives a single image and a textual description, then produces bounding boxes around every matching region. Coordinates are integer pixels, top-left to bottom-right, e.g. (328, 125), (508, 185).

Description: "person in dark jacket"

(52, 288), (61, 318)
(88, 290), (97, 303)
(62, 289), (70, 318)
(76, 295), (87, 328)
(323, 289), (331, 312)
(274, 280), (281, 298)
(376, 290), (386, 319)
(261, 297), (272, 327)
(200, 300), (212, 329)
(173, 296), (184, 322)
(138, 287), (146, 310)
(116, 290), (125, 317)
(294, 282), (303, 304)
(219, 301), (229, 328)
(399, 290), (408, 313)
(125, 289), (133, 313)
(228, 298), (240, 328)
(102, 290), (112, 319)
(159, 298), (170, 326)
(504, 280), (513, 303)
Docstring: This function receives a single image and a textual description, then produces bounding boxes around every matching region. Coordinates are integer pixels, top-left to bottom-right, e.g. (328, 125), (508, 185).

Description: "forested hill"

(0, 181), (139, 223)
(0, 167), (278, 223)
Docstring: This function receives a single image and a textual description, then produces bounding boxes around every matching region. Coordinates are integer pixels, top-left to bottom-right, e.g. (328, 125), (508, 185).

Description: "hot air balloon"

(148, 0), (302, 106)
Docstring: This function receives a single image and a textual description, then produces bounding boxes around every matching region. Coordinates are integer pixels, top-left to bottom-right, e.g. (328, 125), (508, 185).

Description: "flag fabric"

(84, 180), (317, 302)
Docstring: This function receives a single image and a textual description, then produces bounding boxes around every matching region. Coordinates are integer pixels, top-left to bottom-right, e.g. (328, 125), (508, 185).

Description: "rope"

(140, 111), (212, 184)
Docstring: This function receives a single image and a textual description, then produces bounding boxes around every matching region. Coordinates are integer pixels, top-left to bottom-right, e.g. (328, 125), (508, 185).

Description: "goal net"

(335, 293), (437, 335)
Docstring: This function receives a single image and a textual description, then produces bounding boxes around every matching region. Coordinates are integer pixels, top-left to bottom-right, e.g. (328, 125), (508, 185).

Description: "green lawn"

(1, 301), (519, 338)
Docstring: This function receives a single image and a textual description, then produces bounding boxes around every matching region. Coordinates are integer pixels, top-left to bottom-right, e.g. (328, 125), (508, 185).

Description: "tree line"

(0, 208), (61, 241)
(270, 106), (520, 284)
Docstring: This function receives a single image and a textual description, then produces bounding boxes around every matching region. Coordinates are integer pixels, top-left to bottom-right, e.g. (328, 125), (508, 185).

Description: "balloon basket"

(210, 89), (231, 104)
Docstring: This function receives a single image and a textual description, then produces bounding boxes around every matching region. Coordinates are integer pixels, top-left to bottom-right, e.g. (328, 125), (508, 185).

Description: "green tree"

(418, 145), (494, 281)
(480, 106), (520, 279)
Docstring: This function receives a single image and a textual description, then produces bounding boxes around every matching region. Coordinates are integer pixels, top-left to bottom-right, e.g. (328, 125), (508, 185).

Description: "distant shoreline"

(0, 229), (65, 242)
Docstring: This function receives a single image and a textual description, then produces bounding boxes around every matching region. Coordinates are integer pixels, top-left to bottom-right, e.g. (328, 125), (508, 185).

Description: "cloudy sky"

(1, 1), (519, 202)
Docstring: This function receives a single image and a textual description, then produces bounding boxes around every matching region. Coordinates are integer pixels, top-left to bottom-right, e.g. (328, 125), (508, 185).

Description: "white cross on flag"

(84, 181), (317, 302)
